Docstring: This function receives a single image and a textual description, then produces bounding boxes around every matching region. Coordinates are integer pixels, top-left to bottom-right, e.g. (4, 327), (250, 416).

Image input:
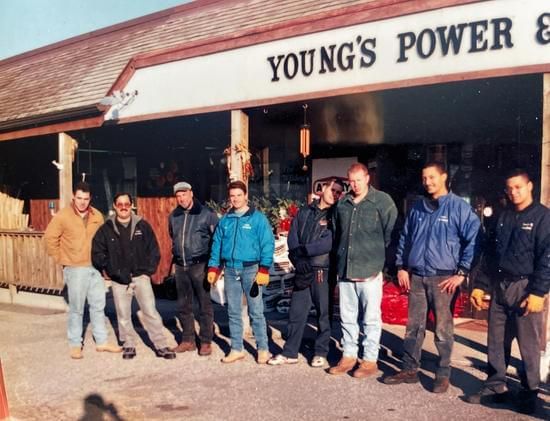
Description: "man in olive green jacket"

(330, 163), (397, 378)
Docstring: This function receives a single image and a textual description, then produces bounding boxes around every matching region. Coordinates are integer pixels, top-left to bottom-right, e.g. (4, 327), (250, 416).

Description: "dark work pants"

(402, 274), (455, 378)
(175, 262), (213, 344)
(283, 269), (331, 358)
(485, 278), (542, 392)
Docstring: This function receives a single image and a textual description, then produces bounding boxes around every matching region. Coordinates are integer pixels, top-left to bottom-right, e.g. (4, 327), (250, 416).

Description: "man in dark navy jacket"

(467, 169), (550, 414)
(169, 181), (218, 356)
(384, 162), (481, 393)
(268, 180), (344, 368)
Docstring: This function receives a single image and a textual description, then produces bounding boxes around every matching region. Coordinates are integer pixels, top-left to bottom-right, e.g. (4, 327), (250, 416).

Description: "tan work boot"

(328, 356), (357, 375)
(256, 350), (271, 364)
(352, 360), (378, 378)
(172, 341), (197, 353)
(70, 347), (83, 359)
(96, 343), (122, 353)
(221, 350), (246, 364)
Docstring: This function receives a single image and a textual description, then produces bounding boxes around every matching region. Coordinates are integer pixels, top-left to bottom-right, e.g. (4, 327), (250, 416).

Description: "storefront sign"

(106, 0), (550, 121)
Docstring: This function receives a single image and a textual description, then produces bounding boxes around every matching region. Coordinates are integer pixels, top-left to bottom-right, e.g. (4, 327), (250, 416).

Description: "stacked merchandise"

(264, 235), (294, 312)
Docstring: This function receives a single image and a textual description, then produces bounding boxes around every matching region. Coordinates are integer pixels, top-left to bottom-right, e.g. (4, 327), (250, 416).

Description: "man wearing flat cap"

(169, 181), (219, 355)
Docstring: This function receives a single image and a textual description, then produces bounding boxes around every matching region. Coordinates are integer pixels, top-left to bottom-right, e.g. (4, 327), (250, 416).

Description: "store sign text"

(267, 13), (550, 82)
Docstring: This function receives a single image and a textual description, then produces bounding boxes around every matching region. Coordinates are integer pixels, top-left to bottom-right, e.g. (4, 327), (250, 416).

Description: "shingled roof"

(0, 0), (474, 138)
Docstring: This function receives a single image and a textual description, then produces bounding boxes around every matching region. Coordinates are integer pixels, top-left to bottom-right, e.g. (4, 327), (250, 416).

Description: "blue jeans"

(224, 265), (268, 351)
(339, 272), (383, 361)
(111, 275), (168, 349)
(64, 266), (108, 347)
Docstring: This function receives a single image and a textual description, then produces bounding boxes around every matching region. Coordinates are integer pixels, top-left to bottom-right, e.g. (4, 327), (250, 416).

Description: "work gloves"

(207, 267), (220, 284)
(470, 288), (486, 311)
(520, 294), (545, 315)
(255, 267), (270, 286)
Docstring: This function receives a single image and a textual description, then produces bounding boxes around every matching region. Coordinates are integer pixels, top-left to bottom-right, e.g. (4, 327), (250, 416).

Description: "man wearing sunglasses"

(92, 193), (175, 360)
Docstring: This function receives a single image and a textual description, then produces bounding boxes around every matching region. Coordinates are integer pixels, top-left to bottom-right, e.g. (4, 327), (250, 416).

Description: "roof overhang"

(103, 0), (550, 124)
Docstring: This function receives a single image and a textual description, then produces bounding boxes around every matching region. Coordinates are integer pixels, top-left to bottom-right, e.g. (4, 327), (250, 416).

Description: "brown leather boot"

(383, 369), (420, 385)
(432, 376), (450, 393)
(172, 341), (197, 353)
(352, 360), (378, 378)
(328, 356), (357, 375)
(96, 343), (122, 353)
(199, 343), (212, 356)
(221, 350), (246, 363)
(70, 347), (83, 359)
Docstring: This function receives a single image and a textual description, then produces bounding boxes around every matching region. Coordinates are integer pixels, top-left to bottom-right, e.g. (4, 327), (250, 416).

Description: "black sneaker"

(516, 390), (537, 415)
(122, 347), (136, 360)
(465, 388), (509, 404)
(156, 347), (176, 359)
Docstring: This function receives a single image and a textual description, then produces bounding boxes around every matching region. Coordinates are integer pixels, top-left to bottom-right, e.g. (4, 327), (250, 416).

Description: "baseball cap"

(173, 181), (192, 193)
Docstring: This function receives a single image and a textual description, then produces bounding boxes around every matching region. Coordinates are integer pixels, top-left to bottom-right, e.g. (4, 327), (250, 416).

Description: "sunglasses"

(115, 203), (132, 209)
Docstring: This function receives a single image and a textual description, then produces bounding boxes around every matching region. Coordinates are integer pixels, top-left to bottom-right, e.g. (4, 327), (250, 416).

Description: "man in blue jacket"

(207, 180), (275, 364)
(268, 179), (344, 368)
(169, 181), (218, 356)
(467, 169), (550, 414)
(384, 162), (481, 393)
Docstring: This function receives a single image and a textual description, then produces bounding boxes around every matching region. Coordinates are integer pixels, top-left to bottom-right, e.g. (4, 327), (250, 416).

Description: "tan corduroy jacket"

(44, 205), (104, 267)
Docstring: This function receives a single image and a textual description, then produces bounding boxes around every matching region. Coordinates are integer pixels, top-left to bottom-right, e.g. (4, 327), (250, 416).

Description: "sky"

(0, 0), (190, 60)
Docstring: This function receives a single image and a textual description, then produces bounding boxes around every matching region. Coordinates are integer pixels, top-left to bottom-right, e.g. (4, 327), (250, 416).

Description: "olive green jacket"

(334, 186), (397, 279)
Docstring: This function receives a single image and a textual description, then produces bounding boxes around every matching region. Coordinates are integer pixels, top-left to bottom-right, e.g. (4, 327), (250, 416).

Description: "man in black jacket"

(92, 193), (175, 360)
(268, 179), (344, 368)
(169, 181), (218, 356)
(466, 169), (550, 414)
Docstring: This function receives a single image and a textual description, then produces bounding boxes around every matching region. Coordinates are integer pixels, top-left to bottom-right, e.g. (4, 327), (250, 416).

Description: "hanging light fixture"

(300, 104), (310, 171)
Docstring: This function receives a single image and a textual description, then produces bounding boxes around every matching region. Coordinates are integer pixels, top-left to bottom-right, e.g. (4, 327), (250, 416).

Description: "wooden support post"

(58, 132), (78, 209)
(541, 74), (550, 381)
(230, 110), (249, 184)
(262, 147), (270, 197)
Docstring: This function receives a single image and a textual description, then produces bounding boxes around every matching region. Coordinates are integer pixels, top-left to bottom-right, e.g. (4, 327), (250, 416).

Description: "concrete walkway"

(0, 293), (548, 421)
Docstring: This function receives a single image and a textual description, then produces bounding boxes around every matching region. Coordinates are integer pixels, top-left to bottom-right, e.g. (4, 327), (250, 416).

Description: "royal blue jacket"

(208, 206), (274, 270)
(395, 192), (481, 276)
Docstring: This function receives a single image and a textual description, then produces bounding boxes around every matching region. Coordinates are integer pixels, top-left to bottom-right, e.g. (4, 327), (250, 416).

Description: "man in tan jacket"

(45, 182), (120, 359)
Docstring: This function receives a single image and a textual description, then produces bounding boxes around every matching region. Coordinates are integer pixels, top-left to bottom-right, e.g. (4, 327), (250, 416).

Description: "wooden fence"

(0, 197), (176, 289)
(136, 197), (177, 283)
(0, 230), (63, 291)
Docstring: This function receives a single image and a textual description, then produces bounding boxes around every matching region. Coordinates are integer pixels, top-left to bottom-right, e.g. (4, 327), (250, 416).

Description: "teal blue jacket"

(208, 206), (274, 270)
(335, 187), (397, 279)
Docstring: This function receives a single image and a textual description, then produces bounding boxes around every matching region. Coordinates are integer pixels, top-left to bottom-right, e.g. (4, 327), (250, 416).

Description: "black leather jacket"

(168, 199), (218, 266)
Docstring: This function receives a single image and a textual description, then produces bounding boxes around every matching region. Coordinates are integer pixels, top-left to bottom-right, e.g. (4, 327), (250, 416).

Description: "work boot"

(383, 369), (420, 385)
(257, 350), (271, 364)
(199, 343), (212, 356)
(70, 347), (83, 360)
(328, 356), (357, 375)
(96, 343), (122, 353)
(155, 347), (176, 359)
(352, 360), (378, 378)
(516, 390), (537, 415)
(432, 376), (450, 393)
(172, 341), (196, 353)
(221, 350), (246, 364)
(464, 387), (509, 404)
(122, 347), (136, 360)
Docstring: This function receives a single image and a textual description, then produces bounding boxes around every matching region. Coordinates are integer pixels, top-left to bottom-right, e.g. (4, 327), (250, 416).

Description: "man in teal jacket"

(207, 180), (275, 364)
(330, 163), (397, 378)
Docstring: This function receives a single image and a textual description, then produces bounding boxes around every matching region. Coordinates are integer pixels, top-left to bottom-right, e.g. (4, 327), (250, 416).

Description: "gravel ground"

(0, 294), (548, 421)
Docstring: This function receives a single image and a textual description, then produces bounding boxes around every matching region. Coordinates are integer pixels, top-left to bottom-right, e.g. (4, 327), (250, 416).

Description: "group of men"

(44, 161), (549, 415)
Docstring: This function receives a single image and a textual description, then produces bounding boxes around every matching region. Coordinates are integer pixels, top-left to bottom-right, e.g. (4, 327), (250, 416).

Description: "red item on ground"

(381, 281), (470, 325)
